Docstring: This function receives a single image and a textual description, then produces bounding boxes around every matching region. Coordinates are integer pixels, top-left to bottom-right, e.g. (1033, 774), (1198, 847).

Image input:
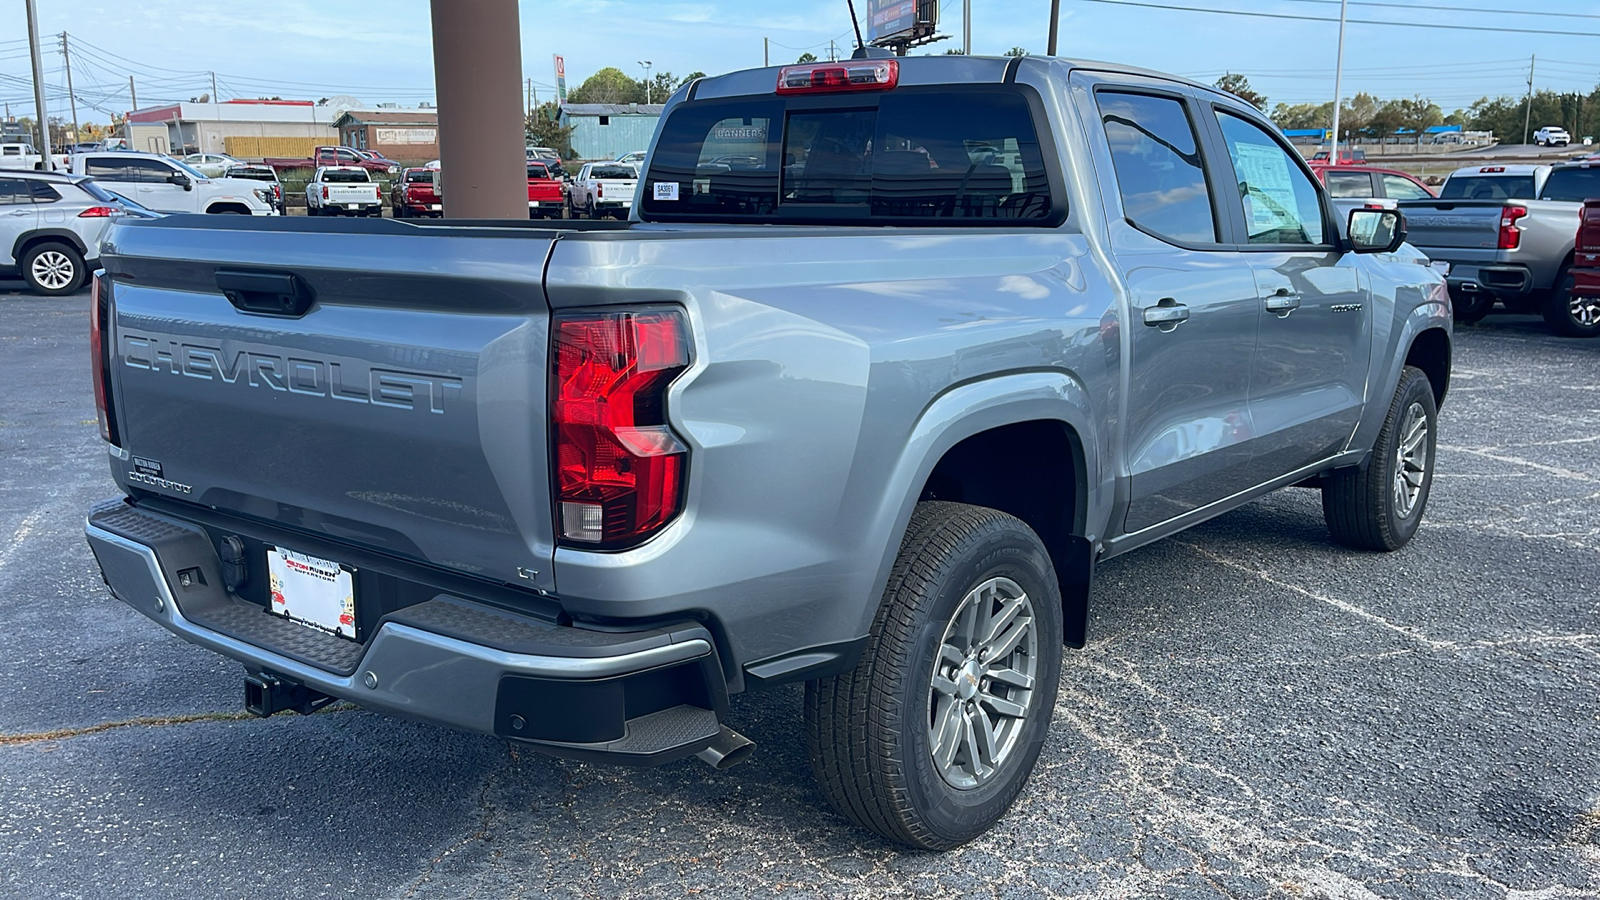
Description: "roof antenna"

(845, 0), (893, 58)
(846, 0), (867, 55)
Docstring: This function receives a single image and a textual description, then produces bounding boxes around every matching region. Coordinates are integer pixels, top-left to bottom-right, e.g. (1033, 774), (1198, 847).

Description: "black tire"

(1323, 366), (1438, 551)
(805, 501), (1063, 850)
(1451, 289), (1493, 324)
(1542, 265), (1600, 338)
(20, 241), (86, 296)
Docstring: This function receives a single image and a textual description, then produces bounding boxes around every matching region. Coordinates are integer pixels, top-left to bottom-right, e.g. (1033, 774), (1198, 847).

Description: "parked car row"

(1401, 161), (1600, 336)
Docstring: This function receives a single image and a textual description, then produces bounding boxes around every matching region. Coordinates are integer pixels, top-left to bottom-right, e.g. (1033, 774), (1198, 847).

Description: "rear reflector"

(777, 59), (898, 94)
(552, 309), (690, 548)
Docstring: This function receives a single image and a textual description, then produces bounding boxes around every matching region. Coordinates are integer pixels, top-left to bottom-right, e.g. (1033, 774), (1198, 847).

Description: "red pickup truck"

(389, 167), (440, 218)
(526, 160), (566, 219)
(264, 146), (399, 174)
(1570, 200), (1600, 333)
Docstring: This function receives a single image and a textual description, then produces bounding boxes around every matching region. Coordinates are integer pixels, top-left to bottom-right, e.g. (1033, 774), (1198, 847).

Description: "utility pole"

(963, 0), (972, 55)
(59, 33), (79, 146)
(638, 60), (653, 103)
(210, 70), (219, 103)
(1522, 55), (1535, 145)
(1047, 0), (1061, 55)
(127, 76), (137, 143)
(764, 37), (769, 68)
(526, 78), (533, 117)
(1329, 0), (1348, 162)
(828, 39), (837, 62)
(24, 0), (53, 168)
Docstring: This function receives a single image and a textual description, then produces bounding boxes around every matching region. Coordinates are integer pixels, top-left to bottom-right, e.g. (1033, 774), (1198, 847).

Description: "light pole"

(639, 60), (653, 104)
(1328, 0), (1348, 162)
(25, 0), (53, 169)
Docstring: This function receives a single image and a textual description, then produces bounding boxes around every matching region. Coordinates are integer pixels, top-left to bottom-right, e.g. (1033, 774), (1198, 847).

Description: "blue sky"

(4, 0), (1599, 124)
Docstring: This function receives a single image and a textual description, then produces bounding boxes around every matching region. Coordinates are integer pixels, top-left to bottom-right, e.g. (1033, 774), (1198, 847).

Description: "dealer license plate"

(266, 546), (357, 640)
(430, 204), (441, 211)
(346, 203), (360, 210)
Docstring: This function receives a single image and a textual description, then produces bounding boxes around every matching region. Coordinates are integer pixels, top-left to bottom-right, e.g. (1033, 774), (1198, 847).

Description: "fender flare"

(13, 228), (89, 263)
(1350, 297), (1452, 457)
(860, 371), (1101, 648)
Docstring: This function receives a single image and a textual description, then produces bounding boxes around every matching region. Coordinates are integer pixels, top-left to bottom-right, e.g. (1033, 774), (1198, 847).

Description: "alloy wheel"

(1569, 294), (1600, 328)
(30, 250), (75, 291)
(1393, 401), (1430, 518)
(928, 576), (1038, 790)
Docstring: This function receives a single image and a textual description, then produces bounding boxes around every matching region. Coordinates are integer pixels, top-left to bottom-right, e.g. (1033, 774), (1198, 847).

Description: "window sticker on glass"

(654, 181), (680, 201)
(1232, 143), (1300, 236)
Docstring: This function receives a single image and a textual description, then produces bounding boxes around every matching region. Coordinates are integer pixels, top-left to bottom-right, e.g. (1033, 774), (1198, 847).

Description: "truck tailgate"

(324, 184), (378, 204)
(101, 216), (560, 593)
(1397, 200), (1505, 251)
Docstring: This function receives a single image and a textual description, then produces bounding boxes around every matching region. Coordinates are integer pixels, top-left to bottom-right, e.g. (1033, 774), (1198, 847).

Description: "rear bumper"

(85, 499), (728, 766)
(1447, 263), (1533, 300)
(1575, 268), (1600, 297)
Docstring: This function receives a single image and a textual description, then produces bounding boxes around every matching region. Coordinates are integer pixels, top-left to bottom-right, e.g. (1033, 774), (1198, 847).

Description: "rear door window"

(1539, 167), (1600, 203)
(0, 178), (28, 205)
(1096, 91), (1218, 244)
(641, 88), (1057, 224)
(1324, 171), (1375, 198)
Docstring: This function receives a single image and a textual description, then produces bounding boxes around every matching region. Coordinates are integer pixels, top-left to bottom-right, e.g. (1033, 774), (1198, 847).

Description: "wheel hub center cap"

(956, 659), (982, 701)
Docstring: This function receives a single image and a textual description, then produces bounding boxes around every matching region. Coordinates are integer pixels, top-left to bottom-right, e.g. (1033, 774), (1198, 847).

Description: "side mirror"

(1347, 208), (1406, 254)
(169, 173), (192, 190)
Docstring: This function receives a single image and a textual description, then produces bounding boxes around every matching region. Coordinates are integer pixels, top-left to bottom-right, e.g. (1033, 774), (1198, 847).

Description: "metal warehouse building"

(124, 100), (338, 158)
(559, 103), (663, 161)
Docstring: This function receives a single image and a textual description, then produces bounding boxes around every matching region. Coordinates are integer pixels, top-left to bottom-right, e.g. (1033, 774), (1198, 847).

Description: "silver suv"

(1, 171), (130, 295)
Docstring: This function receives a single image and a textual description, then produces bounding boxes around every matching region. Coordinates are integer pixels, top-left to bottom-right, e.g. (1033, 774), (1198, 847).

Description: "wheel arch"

(204, 202), (252, 215)
(869, 372), (1100, 650)
(1405, 327), (1451, 408)
(13, 228), (89, 265)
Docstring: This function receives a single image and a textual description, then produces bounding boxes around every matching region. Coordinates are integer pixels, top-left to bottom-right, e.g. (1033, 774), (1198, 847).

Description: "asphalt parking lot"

(2, 285), (1596, 900)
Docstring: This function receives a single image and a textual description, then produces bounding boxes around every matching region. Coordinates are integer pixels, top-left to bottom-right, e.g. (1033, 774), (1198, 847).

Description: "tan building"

(125, 100), (338, 157)
(333, 109), (440, 163)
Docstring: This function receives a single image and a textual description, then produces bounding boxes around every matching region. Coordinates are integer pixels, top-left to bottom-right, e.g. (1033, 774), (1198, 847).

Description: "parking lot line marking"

(0, 507), (46, 573)
(1438, 445), (1595, 483)
(0, 704), (356, 748)
(1174, 541), (1453, 651)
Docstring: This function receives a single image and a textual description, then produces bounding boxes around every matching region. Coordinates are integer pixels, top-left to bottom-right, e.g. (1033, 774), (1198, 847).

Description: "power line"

(1073, 0), (1600, 37)
(1289, 0), (1600, 19)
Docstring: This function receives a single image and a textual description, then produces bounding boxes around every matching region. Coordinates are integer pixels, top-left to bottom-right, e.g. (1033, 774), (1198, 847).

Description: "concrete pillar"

(430, 0), (527, 219)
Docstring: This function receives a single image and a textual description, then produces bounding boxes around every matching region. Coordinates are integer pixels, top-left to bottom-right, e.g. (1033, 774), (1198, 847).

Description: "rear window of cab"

(640, 87), (1062, 226)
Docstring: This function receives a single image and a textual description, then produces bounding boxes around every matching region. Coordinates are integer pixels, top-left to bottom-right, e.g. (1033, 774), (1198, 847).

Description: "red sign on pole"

(553, 55), (568, 105)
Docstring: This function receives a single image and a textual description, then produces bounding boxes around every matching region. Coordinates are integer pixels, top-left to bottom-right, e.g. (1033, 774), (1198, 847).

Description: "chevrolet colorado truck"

(305, 166), (382, 217)
(84, 56), (1451, 850)
(1399, 161), (1600, 336)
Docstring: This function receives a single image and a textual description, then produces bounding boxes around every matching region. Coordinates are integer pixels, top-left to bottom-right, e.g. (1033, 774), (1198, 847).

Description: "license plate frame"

(266, 545), (358, 641)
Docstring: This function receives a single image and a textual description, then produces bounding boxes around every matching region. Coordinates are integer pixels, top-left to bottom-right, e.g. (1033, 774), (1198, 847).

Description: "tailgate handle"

(216, 270), (316, 317)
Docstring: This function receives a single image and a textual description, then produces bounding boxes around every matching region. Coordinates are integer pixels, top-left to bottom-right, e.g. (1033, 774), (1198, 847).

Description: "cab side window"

(84, 158), (135, 181)
(1380, 173), (1432, 201)
(1213, 111), (1326, 245)
(1096, 91), (1218, 245)
(0, 178), (27, 205)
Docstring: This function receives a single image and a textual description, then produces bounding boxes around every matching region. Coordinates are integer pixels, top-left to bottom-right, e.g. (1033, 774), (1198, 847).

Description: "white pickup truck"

(306, 166), (382, 217)
(568, 161), (639, 219)
(0, 142), (70, 171)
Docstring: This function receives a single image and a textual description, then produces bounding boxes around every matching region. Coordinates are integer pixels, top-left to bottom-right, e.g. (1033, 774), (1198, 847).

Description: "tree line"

(1215, 73), (1600, 144)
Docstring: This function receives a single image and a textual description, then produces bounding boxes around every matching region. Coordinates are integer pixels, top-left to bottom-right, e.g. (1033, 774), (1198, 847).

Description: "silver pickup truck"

(1399, 162), (1600, 337)
(84, 55), (1451, 850)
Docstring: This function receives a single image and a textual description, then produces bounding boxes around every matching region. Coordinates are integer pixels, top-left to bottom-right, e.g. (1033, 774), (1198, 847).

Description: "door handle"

(1265, 288), (1301, 316)
(1142, 298), (1189, 332)
(9, 210), (30, 216)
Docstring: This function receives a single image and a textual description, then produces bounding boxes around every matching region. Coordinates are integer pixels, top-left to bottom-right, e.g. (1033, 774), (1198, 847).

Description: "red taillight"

(1499, 205), (1528, 250)
(322, 185), (330, 200)
(597, 183), (604, 198)
(89, 272), (118, 446)
(777, 59), (898, 94)
(78, 206), (119, 218)
(552, 310), (690, 548)
(1480, 166), (1505, 173)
